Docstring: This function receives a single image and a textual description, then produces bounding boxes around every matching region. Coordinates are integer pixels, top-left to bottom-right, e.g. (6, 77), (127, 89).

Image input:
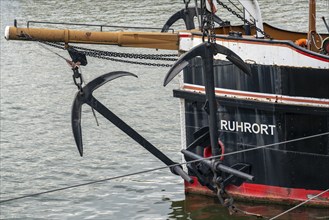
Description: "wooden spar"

(307, 0), (316, 50)
(4, 26), (179, 50)
(309, 0), (316, 33)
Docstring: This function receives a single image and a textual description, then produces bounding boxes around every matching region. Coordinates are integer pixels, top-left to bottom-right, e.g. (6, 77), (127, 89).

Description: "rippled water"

(1, 1), (329, 219)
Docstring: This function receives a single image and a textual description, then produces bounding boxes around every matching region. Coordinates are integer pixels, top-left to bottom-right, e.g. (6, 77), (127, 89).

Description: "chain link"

(209, 2), (216, 43)
(201, 1), (216, 43)
(216, 0), (271, 39)
(214, 172), (264, 217)
(72, 67), (83, 92)
(214, 173), (236, 215)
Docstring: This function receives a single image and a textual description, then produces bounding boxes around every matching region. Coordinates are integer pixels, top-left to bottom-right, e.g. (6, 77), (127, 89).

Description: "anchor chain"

(214, 169), (264, 218)
(71, 64), (84, 93)
(69, 61), (102, 126)
(216, 0), (271, 39)
(72, 44), (178, 60)
(209, 8), (216, 43)
(214, 171), (235, 214)
(201, 0), (217, 43)
(83, 51), (175, 67)
(39, 41), (177, 67)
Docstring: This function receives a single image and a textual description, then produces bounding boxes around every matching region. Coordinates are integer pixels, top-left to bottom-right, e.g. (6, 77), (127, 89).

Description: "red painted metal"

(184, 177), (329, 207)
(203, 140), (225, 160)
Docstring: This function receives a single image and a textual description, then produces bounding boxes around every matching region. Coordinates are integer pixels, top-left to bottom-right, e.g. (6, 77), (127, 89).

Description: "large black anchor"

(161, 7), (226, 32)
(71, 71), (193, 183)
(164, 42), (251, 157)
(163, 41), (253, 212)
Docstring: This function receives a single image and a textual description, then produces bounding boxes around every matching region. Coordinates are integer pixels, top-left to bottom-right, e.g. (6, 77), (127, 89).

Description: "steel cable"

(269, 188), (329, 220)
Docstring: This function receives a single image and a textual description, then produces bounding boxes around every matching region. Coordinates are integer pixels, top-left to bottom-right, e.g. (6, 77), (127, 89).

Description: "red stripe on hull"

(185, 177), (329, 207)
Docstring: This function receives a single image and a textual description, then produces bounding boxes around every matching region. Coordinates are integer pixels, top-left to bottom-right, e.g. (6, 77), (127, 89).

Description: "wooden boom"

(5, 26), (179, 50)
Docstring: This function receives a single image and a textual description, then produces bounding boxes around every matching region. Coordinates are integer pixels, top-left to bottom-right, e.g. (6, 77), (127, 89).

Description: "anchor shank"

(203, 45), (220, 156)
(88, 97), (174, 165)
(87, 96), (193, 183)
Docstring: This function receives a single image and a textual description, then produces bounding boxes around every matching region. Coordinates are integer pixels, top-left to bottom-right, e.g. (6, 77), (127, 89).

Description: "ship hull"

(185, 178), (329, 207)
(175, 36), (329, 206)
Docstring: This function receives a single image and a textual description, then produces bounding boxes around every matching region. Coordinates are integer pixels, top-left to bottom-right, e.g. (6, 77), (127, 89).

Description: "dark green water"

(1, 0), (328, 219)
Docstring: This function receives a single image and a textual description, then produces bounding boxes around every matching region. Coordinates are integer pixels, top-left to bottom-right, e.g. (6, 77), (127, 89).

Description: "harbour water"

(1, 0), (329, 219)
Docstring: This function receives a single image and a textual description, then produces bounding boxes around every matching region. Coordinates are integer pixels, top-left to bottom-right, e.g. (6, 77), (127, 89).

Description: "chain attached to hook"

(70, 62), (83, 93)
(201, 0), (217, 43)
(69, 60), (101, 126)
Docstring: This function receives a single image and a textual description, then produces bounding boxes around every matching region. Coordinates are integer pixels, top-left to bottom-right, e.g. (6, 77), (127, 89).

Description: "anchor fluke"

(161, 7), (225, 32)
(212, 43), (251, 75)
(163, 60), (189, 86)
(84, 71), (137, 96)
(226, 55), (251, 75)
(71, 71), (137, 156)
(163, 43), (206, 86)
(72, 93), (84, 156)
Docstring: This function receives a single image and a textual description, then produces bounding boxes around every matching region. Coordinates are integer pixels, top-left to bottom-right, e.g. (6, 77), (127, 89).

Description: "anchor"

(164, 41), (251, 156)
(71, 70), (194, 183)
(163, 41), (253, 208)
(161, 7), (226, 32)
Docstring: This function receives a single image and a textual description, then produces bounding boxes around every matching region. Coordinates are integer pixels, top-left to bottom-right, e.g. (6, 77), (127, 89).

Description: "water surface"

(1, 0), (328, 219)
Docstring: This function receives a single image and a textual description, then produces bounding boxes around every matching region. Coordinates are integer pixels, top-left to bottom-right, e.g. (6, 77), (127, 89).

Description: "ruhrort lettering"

(220, 120), (276, 135)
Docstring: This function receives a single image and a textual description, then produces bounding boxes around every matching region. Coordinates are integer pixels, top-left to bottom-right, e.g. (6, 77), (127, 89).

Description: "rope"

(37, 43), (69, 62)
(269, 188), (329, 220)
(1, 131), (328, 204)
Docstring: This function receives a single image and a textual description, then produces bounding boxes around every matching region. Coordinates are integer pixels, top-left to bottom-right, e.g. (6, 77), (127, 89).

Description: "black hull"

(175, 58), (329, 193)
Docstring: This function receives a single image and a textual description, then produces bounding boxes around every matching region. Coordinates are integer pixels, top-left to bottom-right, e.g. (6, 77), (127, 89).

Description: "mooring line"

(0, 166), (169, 204)
(269, 188), (329, 220)
(1, 132), (328, 204)
(201, 132), (329, 161)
